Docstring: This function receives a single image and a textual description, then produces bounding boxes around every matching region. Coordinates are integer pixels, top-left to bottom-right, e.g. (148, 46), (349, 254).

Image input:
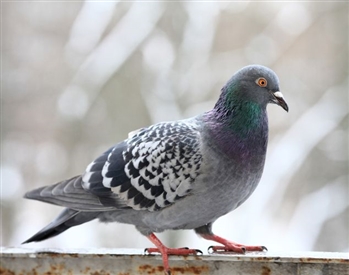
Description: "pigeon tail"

(22, 208), (99, 244)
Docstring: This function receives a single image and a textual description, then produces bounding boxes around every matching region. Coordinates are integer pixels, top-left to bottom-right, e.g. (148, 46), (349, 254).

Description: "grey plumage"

(23, 65), (288, 274)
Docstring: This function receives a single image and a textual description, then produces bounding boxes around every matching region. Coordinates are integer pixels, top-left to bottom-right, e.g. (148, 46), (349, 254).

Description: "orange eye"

(256, 78), (267, 87)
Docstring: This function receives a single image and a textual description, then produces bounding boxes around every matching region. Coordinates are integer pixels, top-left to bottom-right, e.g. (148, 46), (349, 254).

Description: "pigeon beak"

(271, 91), (289, 112)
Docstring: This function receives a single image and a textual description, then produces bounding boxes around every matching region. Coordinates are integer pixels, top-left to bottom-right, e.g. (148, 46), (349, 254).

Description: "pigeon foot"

(146, 233), (201, 274)
(200, 233), (267, 254)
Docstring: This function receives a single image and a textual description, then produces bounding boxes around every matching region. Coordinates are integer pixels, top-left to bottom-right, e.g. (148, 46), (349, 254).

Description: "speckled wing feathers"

(83, 121), (202, 212)
(24, 176), (123, 211)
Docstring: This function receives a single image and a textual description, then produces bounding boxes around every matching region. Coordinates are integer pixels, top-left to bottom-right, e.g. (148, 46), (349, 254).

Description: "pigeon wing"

(83, 120), (203, 212)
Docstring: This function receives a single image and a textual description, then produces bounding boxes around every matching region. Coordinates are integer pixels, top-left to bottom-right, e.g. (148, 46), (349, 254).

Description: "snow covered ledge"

(1, 247), (348, 275)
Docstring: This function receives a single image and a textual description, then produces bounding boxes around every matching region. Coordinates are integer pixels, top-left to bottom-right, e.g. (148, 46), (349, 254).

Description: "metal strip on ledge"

(1, 247), (348, 275)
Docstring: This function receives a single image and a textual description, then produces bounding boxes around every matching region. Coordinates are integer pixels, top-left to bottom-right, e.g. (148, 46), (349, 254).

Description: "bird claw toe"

(207, 245), (215, 254)
(208, 244), (267, 254)
(179, 247), (202, 255)
(195, 249), (203, 255)
(144, 248), (158, 255)
(208, 247), (245, 254)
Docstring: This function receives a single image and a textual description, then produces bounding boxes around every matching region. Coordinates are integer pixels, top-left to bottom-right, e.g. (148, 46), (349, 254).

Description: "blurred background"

(2, 1), (348, 253)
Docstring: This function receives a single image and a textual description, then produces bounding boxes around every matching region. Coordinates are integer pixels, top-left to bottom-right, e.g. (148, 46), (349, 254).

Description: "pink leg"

(146, 233), (201, 275)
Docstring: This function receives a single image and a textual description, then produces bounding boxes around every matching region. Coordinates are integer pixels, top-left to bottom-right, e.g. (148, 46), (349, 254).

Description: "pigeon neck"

(213, 95), (267, 137)
(204, 100), (269, 160)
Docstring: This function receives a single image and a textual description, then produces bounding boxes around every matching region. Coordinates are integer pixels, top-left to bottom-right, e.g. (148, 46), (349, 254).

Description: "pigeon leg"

(145, 233), (201, 274)
(195, 223), (267, 253)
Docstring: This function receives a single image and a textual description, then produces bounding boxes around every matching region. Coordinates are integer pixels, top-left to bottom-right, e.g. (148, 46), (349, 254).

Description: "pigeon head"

(217, 65), (288, 114)
(209, 65), (288, 140)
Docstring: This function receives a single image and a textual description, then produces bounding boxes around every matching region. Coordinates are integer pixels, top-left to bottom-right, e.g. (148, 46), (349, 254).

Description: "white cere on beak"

(274, 91), (284, 98)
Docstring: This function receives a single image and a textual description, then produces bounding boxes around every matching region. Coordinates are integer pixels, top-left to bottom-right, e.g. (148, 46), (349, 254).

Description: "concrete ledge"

(1, 247), (348, 275)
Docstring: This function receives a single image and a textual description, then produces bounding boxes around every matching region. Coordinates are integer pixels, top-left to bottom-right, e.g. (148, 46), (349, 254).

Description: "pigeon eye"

(256, 78), (267, 87)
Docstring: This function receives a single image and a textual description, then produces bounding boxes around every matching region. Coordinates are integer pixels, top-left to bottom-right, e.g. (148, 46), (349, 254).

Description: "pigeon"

(23, 65), (288, 274)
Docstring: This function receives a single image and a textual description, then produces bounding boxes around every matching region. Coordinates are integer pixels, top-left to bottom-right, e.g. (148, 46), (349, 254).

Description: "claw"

(195, 249), (203, 255)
